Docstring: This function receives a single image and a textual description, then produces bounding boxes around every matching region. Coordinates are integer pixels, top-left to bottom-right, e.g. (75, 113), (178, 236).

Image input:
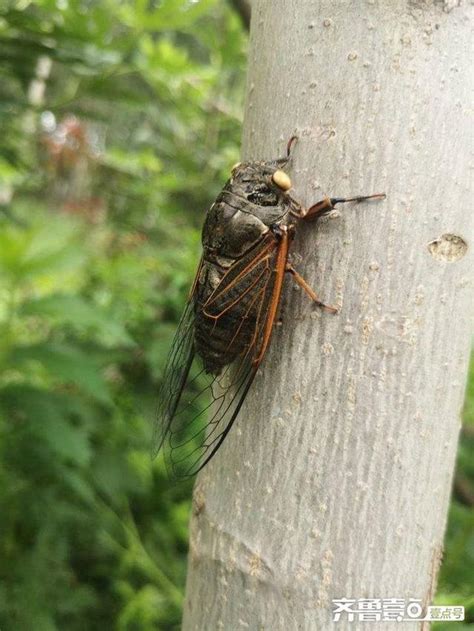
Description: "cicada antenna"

(277, 135), (298, 166)
(286, 135), (298, 159)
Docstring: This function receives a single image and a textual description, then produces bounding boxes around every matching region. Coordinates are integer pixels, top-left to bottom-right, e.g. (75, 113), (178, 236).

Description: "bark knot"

(428, 233), (467, 261)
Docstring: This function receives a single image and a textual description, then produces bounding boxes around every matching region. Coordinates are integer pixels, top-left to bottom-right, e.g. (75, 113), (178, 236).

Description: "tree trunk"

(182, 1), (473, 629)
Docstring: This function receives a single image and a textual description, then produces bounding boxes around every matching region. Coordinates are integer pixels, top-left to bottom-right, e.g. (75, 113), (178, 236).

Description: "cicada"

(153, 138), (384, 478)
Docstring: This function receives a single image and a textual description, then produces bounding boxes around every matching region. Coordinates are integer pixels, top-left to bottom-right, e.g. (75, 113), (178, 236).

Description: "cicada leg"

(302, 192), (386, 221)
(286, 263), (338, 314)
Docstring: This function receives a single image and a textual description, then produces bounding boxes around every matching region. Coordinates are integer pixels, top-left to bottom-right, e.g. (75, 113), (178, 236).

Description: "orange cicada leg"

(286, 263), (338, 314)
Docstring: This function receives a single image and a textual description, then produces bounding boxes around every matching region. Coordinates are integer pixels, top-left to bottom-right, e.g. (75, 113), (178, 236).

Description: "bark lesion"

(189, 509), (275, 581)
(420, 544), (444, 631)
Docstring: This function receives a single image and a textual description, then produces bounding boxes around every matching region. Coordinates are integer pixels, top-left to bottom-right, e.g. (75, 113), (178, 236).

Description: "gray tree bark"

(182, 1), (473, 629)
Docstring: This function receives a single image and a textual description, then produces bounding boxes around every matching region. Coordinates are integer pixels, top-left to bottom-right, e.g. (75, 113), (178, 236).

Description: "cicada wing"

(154, 232), (288, 479)
(152, 299), (196, 460)
(161, 350), (258, 479)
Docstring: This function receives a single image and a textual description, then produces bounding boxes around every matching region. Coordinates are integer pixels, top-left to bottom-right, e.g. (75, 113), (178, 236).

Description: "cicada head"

(227, 136), (299, 222)
(227, 159), (296, 224)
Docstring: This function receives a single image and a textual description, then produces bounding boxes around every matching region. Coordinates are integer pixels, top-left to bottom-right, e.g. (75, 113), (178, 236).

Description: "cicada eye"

(231, 162), (242, 174)
(272, 169), (292, 191)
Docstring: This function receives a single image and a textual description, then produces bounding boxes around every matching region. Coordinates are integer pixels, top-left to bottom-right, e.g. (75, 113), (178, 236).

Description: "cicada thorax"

(194, 161), (300, 375)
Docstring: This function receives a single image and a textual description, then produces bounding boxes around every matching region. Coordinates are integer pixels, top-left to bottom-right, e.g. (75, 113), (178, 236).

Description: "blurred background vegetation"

(0, 1), (471, 629)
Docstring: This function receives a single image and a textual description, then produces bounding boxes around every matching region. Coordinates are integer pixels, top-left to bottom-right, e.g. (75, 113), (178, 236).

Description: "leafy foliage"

(0, 1), (245, 629)
(0, 1), (471, 629)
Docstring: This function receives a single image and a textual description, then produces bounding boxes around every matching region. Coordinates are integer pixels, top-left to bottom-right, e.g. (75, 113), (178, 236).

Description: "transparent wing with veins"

(152, 232), (286, 479)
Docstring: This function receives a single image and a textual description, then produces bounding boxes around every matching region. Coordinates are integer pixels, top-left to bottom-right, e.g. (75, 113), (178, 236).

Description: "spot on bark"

(428, 233), (467, 261)
(248, 552), (263, 577)
(322, 342), (335, 356)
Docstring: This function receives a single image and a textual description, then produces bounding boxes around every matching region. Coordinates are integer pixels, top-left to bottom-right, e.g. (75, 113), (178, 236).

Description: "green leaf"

(20, 294), (134, 347)
(0, 384), (92, 465)
(120, 0), (217, 32)
(0, 219), (86, 284)
(9, 342), (112, 405)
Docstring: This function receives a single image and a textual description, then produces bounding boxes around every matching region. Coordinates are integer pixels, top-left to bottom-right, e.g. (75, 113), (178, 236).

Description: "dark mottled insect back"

(153, 137), (385, 478)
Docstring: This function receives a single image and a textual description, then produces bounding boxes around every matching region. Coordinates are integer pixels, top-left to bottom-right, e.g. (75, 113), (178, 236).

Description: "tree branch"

(229, 0), (251, 30)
